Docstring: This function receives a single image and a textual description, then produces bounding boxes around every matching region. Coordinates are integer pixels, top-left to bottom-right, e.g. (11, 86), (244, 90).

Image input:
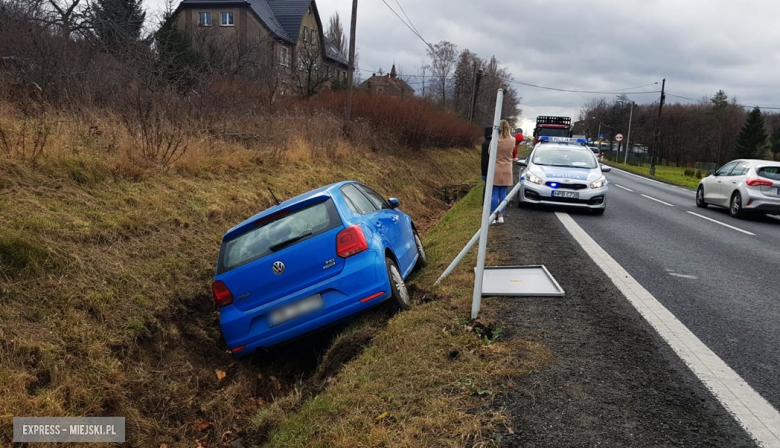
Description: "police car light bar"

(538, 136), (588, 144)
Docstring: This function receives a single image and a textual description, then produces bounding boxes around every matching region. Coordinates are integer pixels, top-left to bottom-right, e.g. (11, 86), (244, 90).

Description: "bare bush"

(0, 88), (50, 163)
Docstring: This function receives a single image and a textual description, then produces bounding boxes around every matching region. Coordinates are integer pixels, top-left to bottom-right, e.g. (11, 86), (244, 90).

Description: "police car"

(516, 137), (611, 215)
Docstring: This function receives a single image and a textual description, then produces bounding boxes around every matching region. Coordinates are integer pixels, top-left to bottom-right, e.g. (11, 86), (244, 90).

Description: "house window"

(198, 12), (212, 27)
(309, 28), (316, 44)
(303, 26), (308, 42)
(221, 12), (233, 26)
(279, 47), (290, 67)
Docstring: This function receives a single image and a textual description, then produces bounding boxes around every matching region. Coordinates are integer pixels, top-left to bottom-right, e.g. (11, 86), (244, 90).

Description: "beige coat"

(492, 137), (515, 186)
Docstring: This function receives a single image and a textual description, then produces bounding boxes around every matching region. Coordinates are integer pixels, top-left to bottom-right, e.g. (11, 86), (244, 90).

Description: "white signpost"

(435, 88), (565, 321)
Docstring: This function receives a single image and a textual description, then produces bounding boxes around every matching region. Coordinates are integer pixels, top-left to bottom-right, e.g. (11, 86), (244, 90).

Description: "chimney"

(390, 64), (397, 79)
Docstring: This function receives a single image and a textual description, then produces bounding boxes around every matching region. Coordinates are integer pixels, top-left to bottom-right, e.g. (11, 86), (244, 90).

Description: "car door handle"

(731, 180), (737, 184)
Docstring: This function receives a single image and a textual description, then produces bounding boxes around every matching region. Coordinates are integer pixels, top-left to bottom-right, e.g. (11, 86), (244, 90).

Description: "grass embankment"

(0, 110), (550, 447)
(602, 161), (702, 189)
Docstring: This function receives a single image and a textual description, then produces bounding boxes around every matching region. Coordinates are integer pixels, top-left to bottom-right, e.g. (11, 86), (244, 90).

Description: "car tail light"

(746, 178), (773, 187)
(212, 280), (234, 308)
(336, 225), (368, 258)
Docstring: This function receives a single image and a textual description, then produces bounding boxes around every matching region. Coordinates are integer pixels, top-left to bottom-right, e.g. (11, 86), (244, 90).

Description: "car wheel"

(592, 207), (606, 215)
(412, 230), (427, 270)
(730, 192), (745, 218)
(696, 186), (708, 208)
(385, 257), (411, 311)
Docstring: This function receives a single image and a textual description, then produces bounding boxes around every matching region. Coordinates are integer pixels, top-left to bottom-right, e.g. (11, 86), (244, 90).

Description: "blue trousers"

(491, 186), (508, 214)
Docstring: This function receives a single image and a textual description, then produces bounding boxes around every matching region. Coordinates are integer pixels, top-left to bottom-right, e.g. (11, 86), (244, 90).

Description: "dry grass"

(0, 106), (507, 447)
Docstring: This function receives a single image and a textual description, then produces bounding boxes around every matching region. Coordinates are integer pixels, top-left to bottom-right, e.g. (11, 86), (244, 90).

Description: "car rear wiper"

(269, 231), (313, 252)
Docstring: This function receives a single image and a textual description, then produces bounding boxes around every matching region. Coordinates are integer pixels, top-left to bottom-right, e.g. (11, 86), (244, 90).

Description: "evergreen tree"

(154, 10), (204, 87)
(733, 107), (767, 159)
(88, 0), (145, 51)
(770, 126), (780, 159)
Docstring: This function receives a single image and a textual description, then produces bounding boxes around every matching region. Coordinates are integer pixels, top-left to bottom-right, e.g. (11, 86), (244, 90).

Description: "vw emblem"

(272, 261), (286, 275)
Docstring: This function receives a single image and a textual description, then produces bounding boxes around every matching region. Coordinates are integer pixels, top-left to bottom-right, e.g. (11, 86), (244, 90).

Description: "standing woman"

(491, 119), (515, 224)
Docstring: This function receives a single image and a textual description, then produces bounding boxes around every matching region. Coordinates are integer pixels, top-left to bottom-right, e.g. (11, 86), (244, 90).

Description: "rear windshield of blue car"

(757, 166), (780, 180)
(217, 198), (342, 274)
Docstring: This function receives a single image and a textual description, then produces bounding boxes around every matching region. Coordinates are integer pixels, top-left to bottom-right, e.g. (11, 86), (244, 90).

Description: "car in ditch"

(211, 181), (427, 356)
(516, 137), (611, 215)
(696, 159), (780, 218)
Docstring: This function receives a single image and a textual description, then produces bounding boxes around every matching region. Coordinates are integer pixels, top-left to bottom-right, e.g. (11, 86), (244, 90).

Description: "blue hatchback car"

(211, 181), (427, 356)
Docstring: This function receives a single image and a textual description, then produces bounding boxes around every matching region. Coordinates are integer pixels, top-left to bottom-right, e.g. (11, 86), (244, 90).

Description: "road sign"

(615, 133), (624, 142)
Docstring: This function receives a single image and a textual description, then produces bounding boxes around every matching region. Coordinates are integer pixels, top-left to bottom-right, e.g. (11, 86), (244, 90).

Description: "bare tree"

(324, 12), (346, 55)
(426, 40), (457, 108)
(292, 39), (330, 97)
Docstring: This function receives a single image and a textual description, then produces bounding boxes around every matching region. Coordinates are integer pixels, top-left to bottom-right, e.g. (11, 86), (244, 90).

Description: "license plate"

(552, 190), (579, 199)
(777, 188), (780, 195)
(269, 294), (323, 327)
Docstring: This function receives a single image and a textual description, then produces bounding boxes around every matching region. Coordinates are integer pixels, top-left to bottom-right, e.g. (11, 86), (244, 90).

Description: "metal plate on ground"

(480, 265), (564, 297)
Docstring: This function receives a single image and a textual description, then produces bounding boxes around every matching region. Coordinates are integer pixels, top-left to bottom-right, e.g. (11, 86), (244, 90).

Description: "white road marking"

(613, 183), (634, 192)
(669, 273), (698, 279)
(687, 212), (756, 236)
(641, 194), (674, 207)
(556, 212), (780, 447)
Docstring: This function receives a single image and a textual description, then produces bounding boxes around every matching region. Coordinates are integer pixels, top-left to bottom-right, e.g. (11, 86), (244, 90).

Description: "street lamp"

(615, 100), (634, 165)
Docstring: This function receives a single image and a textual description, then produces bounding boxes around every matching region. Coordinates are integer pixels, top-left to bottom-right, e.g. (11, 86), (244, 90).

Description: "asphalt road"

(571, 167), (780, 411)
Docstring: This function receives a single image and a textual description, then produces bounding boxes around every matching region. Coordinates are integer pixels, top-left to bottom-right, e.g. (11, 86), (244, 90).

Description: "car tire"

(412, 230), (427, 270)
(730, 192), (745, 219)
(385, 257), (411, 311)
(696, 186), (708, 208)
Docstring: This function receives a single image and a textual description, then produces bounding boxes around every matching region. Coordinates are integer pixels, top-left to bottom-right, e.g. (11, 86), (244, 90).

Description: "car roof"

(223, 181), (354, 238)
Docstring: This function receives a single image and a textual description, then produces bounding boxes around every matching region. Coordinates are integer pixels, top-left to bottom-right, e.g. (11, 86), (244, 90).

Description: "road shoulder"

(488, 203), (756, 447)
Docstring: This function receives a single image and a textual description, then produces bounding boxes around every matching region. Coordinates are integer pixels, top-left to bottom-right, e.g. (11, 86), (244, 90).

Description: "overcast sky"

(144, 0), (780, 133)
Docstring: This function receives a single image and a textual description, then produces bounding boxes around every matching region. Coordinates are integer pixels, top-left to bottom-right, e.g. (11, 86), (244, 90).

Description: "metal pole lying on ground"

(471, 89), (504, 320)
(433, 181), (522, 287)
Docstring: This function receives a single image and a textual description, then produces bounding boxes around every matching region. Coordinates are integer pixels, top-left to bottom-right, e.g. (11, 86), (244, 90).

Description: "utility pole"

(468, 65), (483, 124)
(649, 78), (666, 176)
(623, 101), (633, 165)
(344, 0), (358, 122)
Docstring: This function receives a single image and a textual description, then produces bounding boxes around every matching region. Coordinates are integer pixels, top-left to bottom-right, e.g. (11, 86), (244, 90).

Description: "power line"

(666, 92), (780, 110)
(394, 0), (422, 40)
(378, 0), (433, 51)
(502, 77), (660, 95)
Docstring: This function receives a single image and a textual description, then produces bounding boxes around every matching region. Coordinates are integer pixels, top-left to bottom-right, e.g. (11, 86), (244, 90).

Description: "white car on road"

(696, 159), (780, 218)
(516, 137), (612, 215)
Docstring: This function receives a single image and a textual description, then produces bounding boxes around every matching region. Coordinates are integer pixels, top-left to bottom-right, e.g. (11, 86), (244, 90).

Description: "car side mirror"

(600, 164), (612, 172)
(516, 159), (528, 166)
(709, 170), (716, 176)
(388, 197), (400, 209)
